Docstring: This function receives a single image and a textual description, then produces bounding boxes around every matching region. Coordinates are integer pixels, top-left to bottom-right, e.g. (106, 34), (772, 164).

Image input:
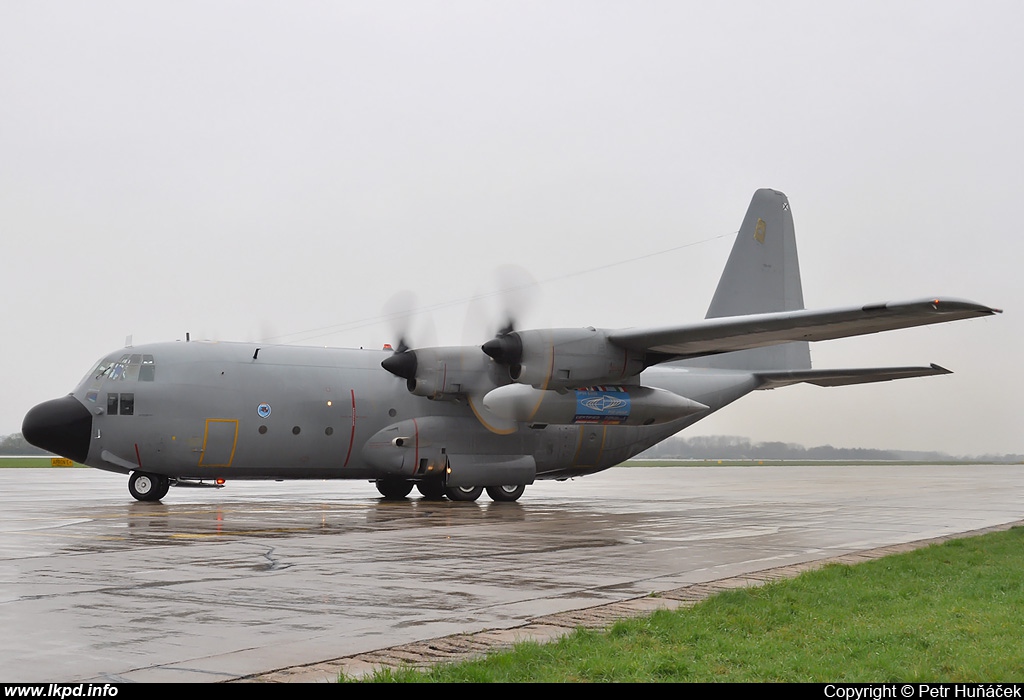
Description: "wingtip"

(920, 298), (1003, 316)
(929, 363), (953, 375)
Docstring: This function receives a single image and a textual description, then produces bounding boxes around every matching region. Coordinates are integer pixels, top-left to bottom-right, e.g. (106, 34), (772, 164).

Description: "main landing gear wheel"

(128, 471), (170, 502)
(486, 484), (526, 502)
(376, 478), (414, 500)
(444, 485), (484, 502)
(416, 479), (446, 500)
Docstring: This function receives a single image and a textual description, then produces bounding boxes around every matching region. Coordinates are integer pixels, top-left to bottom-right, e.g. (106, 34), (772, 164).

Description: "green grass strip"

(353, 527), (1024, 682)
(0, 457), (85, 468)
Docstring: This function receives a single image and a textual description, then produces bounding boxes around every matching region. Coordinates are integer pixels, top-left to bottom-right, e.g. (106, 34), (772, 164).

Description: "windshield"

(77, 353), (156, 387)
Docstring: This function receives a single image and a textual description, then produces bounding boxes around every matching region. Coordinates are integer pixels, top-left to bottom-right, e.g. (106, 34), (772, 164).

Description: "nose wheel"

(128, 471), (170, 502)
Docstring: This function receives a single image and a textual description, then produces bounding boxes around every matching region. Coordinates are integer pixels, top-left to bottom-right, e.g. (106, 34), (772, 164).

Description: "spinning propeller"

(380, 291), (431, 381)
(382, 266), (541, 383)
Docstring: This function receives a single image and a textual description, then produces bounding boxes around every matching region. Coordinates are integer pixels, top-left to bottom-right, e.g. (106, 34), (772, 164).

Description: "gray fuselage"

(65, 339), (755, 483)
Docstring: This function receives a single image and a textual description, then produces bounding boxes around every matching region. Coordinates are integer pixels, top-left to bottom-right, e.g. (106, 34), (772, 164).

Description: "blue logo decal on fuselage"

(574, 389), (631, 424)
(257, 403), (272, 418)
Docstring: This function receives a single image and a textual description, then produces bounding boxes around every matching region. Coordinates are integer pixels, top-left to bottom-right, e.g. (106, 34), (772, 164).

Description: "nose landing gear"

(128, 471), (170, 502)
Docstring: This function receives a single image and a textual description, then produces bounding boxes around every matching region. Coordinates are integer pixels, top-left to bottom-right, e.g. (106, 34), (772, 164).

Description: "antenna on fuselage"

(186, 332), (190, 342)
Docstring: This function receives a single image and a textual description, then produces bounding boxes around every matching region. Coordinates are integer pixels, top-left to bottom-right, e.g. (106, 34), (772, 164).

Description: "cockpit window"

(139, 355), (155, 381)
(89, 361), (113, 382)
(108, 354), (130, 381)
(122, 355), (142, 382)
(86, 353), (157, 384)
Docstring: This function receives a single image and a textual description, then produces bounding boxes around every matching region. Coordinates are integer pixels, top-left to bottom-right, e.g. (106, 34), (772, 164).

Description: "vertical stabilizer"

(696, 188), (811, 371)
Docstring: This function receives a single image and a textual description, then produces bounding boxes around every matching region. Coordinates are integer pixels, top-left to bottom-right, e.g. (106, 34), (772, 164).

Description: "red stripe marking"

(412, 418), (419, 474)
(134, 443), (143, 468)
(342, 389), (357, 468)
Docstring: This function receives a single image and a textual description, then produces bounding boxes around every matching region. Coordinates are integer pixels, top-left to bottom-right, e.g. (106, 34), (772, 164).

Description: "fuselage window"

(107, 393), (119, 415)
(119, 393), (135, 416)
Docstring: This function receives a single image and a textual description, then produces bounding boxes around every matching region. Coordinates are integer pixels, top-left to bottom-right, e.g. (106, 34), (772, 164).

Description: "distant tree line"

(0, 433), (50, 456)
(637, 435), (1023, 463)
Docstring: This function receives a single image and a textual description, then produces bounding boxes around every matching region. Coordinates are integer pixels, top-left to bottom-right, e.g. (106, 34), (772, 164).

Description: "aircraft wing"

(753, 364), (952, 389)
(608, 298), (1000, 359)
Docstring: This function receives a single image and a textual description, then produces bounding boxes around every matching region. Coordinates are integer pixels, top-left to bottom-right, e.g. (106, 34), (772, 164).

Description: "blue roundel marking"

(257, 403), (272, 418)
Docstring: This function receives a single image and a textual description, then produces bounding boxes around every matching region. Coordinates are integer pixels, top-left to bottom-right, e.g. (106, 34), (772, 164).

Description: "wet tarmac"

(1, 464), (1022, 683)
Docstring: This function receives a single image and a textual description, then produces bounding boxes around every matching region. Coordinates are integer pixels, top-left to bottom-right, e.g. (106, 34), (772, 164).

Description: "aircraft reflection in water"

(23, 190), (1000, 502)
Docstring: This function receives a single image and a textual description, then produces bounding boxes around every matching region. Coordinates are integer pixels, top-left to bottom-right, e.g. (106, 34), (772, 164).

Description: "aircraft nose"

(22, 396), (93, 464)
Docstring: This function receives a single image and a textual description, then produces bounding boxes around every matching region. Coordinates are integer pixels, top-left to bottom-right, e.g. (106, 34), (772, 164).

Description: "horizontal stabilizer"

(755, 364), (952, 390)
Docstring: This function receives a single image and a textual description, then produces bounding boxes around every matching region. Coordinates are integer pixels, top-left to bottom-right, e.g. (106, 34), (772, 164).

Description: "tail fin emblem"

(754, 217), (766, 243)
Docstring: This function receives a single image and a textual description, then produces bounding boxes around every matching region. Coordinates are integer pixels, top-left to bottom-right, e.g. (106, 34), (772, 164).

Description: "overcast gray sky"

(2, 1), (1020, 455)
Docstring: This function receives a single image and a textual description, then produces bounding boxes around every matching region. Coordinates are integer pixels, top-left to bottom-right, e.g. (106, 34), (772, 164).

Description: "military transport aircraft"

(22, 189), (1000, 502)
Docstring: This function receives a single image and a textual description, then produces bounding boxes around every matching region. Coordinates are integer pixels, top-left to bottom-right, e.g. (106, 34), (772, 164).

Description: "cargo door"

(198, 419), (239, 467)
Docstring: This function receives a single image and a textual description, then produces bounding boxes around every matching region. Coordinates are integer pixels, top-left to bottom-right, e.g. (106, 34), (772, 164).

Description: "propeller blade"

(463, 264), (541, 348)
(382, 290), (418, 353)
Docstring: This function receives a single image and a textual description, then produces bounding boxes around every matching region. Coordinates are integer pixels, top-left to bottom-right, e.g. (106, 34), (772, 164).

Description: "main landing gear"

(445, 485), (484, 502)
(416, 479), (446, 501)
(128, 471), (170, 502)
(485, 484), (526, 502)
(375, 479), (526, 502)
(375, 478), (414, 500)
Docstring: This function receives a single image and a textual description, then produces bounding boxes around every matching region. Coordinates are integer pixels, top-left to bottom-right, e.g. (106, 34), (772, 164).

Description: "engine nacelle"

(483, 327), (645, 389)
(383, 346), (501, 400)
(482, 384), (708, 426)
